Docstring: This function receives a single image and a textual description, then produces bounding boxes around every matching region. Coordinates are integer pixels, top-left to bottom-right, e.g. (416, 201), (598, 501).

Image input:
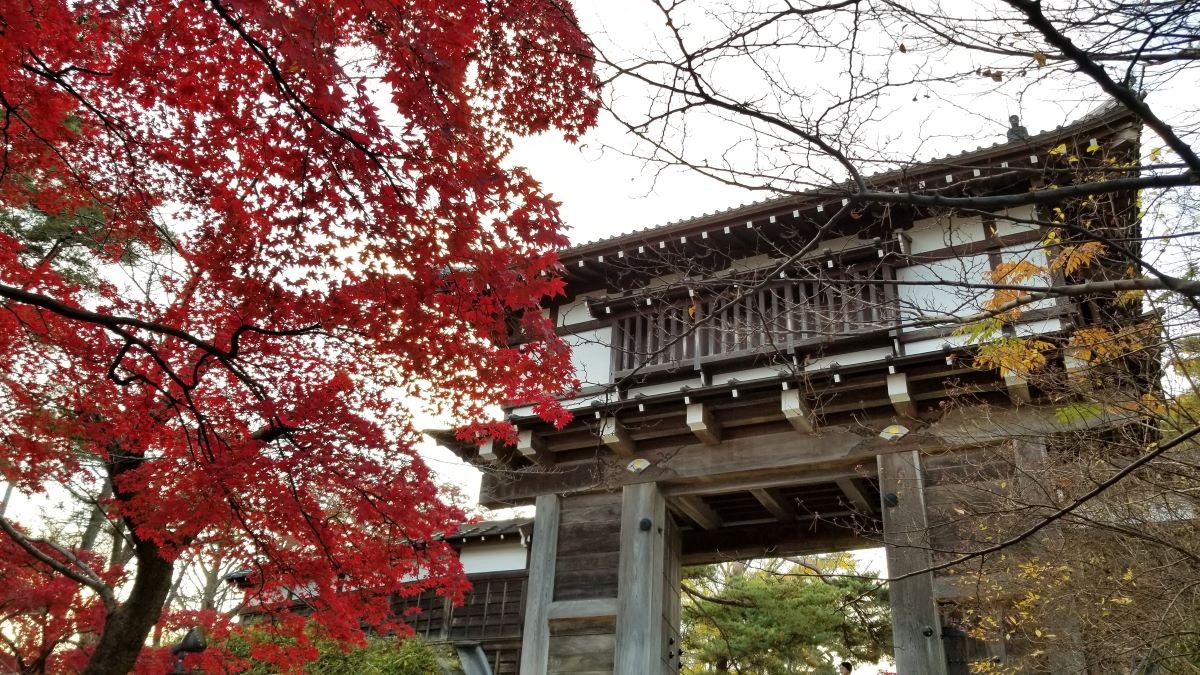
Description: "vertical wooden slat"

(787, 283), (796, 343)
(772, 284), (782, 343)
(635, 313), (646, 369)
(615, 483), (668, 674)
(826, 278), (839, 335)
(656, 310), (667, 366)
(724, 297), (734, 355)
(623, 316), (631, 372)
(700, 300), (710, 357)
(519, 494), (561, 675)
(879, 452), (948, 675)
(883, 264), (899, 326)
(672, 309), (683, 362)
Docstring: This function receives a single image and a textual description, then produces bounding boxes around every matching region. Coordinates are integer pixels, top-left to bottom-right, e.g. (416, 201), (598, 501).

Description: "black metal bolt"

(639, 517), (653, 531)
(883, 492), (900, 508)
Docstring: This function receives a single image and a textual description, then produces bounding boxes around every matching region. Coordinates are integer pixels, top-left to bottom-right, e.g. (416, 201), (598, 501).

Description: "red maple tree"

(0, 1), (596, 672)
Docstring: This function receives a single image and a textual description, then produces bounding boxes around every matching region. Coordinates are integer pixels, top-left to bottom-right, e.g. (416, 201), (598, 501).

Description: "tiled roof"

(445, 517), (533, 542)
(562, 100), (1134, 259)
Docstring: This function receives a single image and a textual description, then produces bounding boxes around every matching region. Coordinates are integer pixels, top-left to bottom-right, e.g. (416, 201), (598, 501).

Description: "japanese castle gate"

(435, 105), (1144, 674)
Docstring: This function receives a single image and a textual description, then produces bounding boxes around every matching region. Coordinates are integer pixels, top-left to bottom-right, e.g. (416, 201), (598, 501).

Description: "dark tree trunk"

(80, 534), (175, 675)
(81, 452), (177, 675)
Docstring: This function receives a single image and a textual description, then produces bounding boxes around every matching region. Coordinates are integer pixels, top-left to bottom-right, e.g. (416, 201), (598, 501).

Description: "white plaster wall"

(1000, 243), (1055, 311)
(907, 215), (986, 254)
(1015, 317), (1062, 336)
(557, 291), (606, 327)
(628, 377), (705, 398)
(459, 541), (528, 575)
(895, 253), (992, 321)
(508, 391), (618, 417)
(994, 204), (1039, 238)
(564, 327), (613, 385)
(904, 333), (970, 356)
(711, 365), (793, 385)
(805, 346), (894, 372)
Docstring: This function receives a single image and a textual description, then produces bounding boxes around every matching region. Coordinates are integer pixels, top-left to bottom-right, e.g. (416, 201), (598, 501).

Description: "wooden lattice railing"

(393, 571), (526, 642)
(613, 268), (894, 375)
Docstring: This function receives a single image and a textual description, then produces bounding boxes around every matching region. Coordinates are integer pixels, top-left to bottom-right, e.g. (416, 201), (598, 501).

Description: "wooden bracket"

(518, 429), (550, 465)
(887, 372), (917, 419)
(781, 388), (815, 433)
(479, 439), (501, 464)
(599, 416), (635, 457)
(1003, 370), (1032, 405)
(673, 495), (723, 530)
(750, 488), (795, 521)
(835, 478), (875, 514)
(686, 403), (723, 446)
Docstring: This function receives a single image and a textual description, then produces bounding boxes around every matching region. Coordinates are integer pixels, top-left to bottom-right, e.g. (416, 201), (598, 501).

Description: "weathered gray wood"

(662, 516), (682, 674)
(482, 403), (1134, 507)
(887, 372), (917, 419)
(519, 494), (560, 675)
(666, 467), (870, 497)
(672, 495), (722, 530)
(749, 488), (795, 520)
(878, 451), (947, 675)
(685, 403), (722, 445)
(553, 493), (622, 601)
(547, 633), (615, 675)
(615, 482), (668, 674)
(547, 598), (618, 621)
(599, 416), (635, 457)
(781, 388), (815, 432)
(1013, 437), (1049, 507)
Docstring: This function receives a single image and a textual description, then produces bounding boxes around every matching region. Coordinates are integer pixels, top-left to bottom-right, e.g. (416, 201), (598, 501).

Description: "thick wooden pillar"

(879, 451), (948, 675)
(520, 494), (561, 675)
(615, 482), (672, 674)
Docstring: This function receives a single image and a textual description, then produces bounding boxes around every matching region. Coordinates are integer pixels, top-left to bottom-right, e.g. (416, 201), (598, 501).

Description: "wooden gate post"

(519, 493), (561, 675)
(879, 450), (948, 675)
(614, 482), (669, 674)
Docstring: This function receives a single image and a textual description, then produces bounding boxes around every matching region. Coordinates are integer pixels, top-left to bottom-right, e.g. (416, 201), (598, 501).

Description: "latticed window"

(614, 266), (895, 374)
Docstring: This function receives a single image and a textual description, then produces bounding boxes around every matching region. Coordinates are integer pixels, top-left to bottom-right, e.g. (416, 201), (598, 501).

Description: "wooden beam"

(518, 429), (548, 463)
(479, 439), (501, 464)
(481, 403), (1138, 507)
(1003, 370), (1032, 405)
(681, 518), (876, 565)
(781, 388), (814, 432)
(672, 495), (723, 530)
(835, 478), (874, 514)
(615, 483), (669, 674)
(887, 372), (917, 419)
(547, 598), (618, 622)
(665, 467), (873, 497)
(686, 403), (722, 445)
(519, 494), (561, 675)
(878, 451), (947, 675)
(599, 416), (635, 457)
(750, 488), (794, 521)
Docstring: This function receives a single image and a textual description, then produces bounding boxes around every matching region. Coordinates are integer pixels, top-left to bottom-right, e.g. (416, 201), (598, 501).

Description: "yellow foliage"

(990, 259), (1045, 285)
(1048, 241), (1105, 276)
(1068, 325), (1149, 365)
(975, 338), (1054, 376)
